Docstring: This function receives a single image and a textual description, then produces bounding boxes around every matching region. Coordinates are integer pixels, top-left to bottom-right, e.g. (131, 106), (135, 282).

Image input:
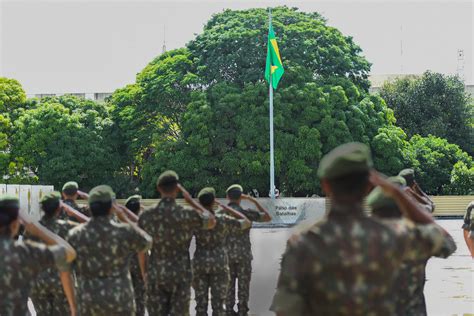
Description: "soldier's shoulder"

(67, 222), (87, 237)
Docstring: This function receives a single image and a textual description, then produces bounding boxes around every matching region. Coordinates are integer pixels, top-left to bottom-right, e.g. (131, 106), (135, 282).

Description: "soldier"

(125, 194), (146, 316)
(367, 176), (456, 315)
(61, 181), (91, 220)
(193, 187), (251, 316)
(24, 191), (79, 316)
(0, 194), (76, 315)
(225, 184), (271, 316)
(66, 185), (152, 316)
(398, 168), (435, 213)
(462, 201), (474, 257)
(138, 170), (216, 316)
(270, 142), (457, 315)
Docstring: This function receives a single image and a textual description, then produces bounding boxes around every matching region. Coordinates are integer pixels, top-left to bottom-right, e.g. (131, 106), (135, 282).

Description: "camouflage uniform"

(193, 212), (249, 316)
(0, 237), (68, 315)
(225, 202), (266, 316)
(61, 199), (91, 222)
(67, 216), (152, 316)
(24, 216), (78, 316)
(138, 197), (211, 316)
(129, 253), (146, 316)
(462, 201), (474, 232)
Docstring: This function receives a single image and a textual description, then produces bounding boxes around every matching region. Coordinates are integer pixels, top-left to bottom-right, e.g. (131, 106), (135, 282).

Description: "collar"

(328, 202), (365, 217)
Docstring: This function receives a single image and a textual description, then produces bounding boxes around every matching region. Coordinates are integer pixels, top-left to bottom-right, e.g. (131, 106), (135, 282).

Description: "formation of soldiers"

(0, 141), (468, 316)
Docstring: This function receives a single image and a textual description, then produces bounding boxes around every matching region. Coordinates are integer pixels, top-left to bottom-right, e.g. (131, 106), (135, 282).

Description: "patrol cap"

(317, 142), (373, 179)
(0, 195), (20, 227)
(40, 191), (61, 205)
(367, 176), (405, 210)
(62, 181), (79, 192)
(198, 187), (216, 199)
(398, 168), (415, 184)
(125, 194), (141, 206)
(226, 184), (243, 194)
(157, 170), (179, 187)
(88, 185), (115, 204)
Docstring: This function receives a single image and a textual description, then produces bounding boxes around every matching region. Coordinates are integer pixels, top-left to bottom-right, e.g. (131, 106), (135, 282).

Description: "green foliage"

(380, 71), (474, 154)
(0, 77), (27, 113)
(188, 7), (371, 90)
(443, 161), (474, 195)
(407, 135), (473, 195)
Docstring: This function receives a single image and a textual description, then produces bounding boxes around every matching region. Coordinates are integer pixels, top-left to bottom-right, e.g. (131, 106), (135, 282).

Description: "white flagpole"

(268, 10), (275, 200)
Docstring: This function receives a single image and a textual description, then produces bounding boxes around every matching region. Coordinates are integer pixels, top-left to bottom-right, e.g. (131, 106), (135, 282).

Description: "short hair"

(327, 170), (370, 201)
(199, 193), (215, 207)
(158, 182), (178, 194)
(63, 187), (78, 196)
(126, 201), (141, 215)
(41, 200), (60, 217)
(89, 201), (112, 217)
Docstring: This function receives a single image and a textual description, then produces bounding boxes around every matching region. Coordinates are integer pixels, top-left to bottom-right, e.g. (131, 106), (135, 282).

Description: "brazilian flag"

(265, 21), (284, 89)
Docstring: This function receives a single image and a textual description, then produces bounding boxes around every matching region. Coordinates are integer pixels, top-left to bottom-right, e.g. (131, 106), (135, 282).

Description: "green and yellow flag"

(265, 21), (284, 89)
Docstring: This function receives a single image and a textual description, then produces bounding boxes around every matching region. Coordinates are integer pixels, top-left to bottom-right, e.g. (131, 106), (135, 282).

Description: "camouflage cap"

(157, 170), (179, 186)
(0, 194), (19, 209)
(125, 194), (141, 206)
(226, 184), (243, 194)
(198, 187), (216, 199)
(62, 181), (79, 192)
(88, 185), (115, 204)
(367, 176), (405, 210)
(398, 168), (415, 184)
(317, 142), (373, 179)
(40, 191), (61, 205)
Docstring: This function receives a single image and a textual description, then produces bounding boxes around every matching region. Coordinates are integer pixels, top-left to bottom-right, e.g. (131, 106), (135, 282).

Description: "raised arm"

(114, 202), (139, 223)
(215, 200), (251, 228)
(178, 184), (216, 228)
(60, 202), (89, 223)
(60, 271), (77, 316)
(77, 190), (89, 200)
(241, 194), (272, 222)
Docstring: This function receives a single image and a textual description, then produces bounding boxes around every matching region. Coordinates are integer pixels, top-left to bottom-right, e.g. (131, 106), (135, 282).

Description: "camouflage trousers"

(30, 291), (70, 316)
(131, 270), (146, 316)
(226, 259), (252, 316)
(193, 269), (230, 316)
(147, 281), (191, 316)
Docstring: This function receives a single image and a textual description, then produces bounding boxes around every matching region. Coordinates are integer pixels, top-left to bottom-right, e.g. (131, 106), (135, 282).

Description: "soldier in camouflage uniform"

(271, 142), (456, 316)
(0, 195), (76, 315)
(398, 169), (435, 213)
(462, 201), (474, 257)
(125, 194), (146, 316)
(67, 185), (152, 316)
(138, 170), (216, 316)
(193, 187), (251, 316)
(367, 176), (456, 316)
(24, 191), (79, 316)
(61, 181), (91, 221)
(225, 184), (271, 316)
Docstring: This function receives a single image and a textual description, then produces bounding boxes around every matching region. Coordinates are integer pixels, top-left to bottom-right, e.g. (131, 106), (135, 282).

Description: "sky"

(0, 0), (472, 94)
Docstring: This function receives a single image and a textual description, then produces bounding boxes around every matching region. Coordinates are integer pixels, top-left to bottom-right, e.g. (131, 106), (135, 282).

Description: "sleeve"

(468, 202), (474, 232)
(223, 216), (251, 231)
(270, 239), (308, 315)
(243, 208), (266, 222)
(184, 208), (212, 230)
(124, 225), (152, 252)
(23, 241), (69, 272)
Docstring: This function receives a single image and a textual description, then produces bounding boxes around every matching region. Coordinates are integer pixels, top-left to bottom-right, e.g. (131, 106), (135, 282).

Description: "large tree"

(380, 71), (474, 155)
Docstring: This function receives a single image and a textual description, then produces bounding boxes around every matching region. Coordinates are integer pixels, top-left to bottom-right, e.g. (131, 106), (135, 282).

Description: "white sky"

(0, 0), (472, 94)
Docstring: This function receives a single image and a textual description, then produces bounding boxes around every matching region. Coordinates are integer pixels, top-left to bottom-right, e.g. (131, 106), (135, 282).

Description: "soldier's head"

(156, 170), (179, 198)
(367, 176), (406, 218)
(40, 191), (62, 218)
(62, 181), (79, 200)
(198, 187), (216, 211)
(88, 185), (115, 217)
(0, 195), (20, 237)
(125, 195), (142, 215)
(318, 142), (373, 204)
(226, 184), (243, 203)
(398, 168), (415, 188)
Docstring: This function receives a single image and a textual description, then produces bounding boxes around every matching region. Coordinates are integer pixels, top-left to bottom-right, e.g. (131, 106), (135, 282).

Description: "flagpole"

(268, 9), (275, 200)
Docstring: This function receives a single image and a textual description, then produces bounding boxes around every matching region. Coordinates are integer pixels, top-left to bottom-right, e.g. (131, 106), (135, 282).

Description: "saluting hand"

(369, 171), (398, 197)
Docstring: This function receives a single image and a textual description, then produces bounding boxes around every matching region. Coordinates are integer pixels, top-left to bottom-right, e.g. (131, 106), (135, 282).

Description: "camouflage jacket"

(60, 199), (91, 222)
(225, 202), (266, 262)
(67, 216), (151, 314)
(270, 207), (456, 316)
(24, 216), (78, 297)
(193, 212), (249, 274)
(462, 201), (474, 231)
(138, 198), (212, 285)
(0, 236), (67, 315)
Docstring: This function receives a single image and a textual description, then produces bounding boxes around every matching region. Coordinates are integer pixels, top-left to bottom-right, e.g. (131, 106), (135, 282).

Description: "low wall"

(0, 184), (54, 220)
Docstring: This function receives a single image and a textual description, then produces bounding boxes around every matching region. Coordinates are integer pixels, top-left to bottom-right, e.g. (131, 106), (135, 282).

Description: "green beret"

(367, 176), (405, 210)
(62, 181), (78, 192)
(317, 142), (373, 179)
(88, 185), (115, 204)
(198, 187), (216, 199)
(226, 184), (243, 194)
(40, 191), (61, 205)
(125, 195), (141, 206)
(0, 195), (19, 209)
(157, 170), (179, 186)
